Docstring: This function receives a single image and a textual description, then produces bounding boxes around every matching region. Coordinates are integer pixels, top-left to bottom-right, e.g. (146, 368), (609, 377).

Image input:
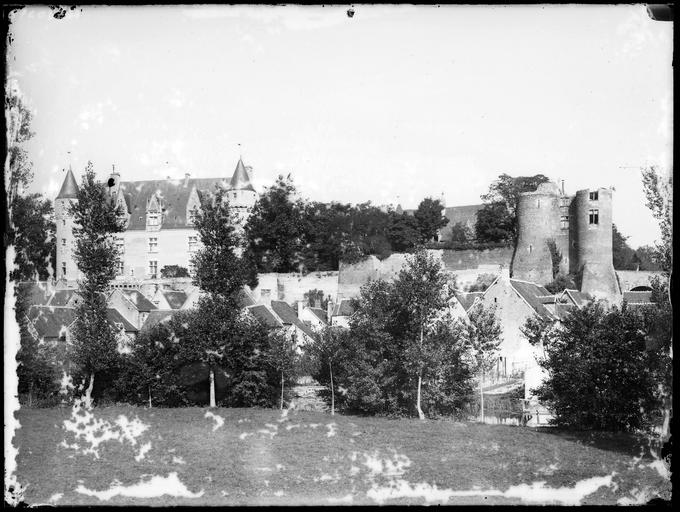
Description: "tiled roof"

(56, 168), (79, 199)
(48, 289), (80, 307)
(237, 288), (256, 308)
(142, 310), (175, 330)
(28, 306), (76, 339)
(163, 290), (188, 309)
(106, 309), (138, 332)
(308, 307), (328, 324)
(455, 291), (484, 312)
(271, 300), (317, 339)
(510, 279), (554, 320)
(121, 289), (157, 311)
(623, 291), (654, 304)
(333, 299), (354, 317)
(247, 305), (283, 329)
(16, 281), (53, 306)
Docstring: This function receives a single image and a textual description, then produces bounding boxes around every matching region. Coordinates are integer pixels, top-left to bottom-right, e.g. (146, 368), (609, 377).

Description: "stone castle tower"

(55, 167), (80, 281)
(512, 182), (619, 298)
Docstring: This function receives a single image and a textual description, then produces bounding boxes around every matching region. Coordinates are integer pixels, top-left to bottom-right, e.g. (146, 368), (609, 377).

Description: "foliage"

(160, 265), (190, 278)
(634, 245), (663, 271)
(475, 202), (515, 243)
(414, 197), (449, 243)
(267, 330), (300, 408)
(640, 166), (672, 272)
(612, 224), (640, 270)
(387, 211), (421, 252)
(467, 273), (497, 293)
(68, 163), (125, 400)
(9, 193), (56, 283)
(544, 273), (578, 294)
(464, 304), (503, 373)
(245, 175), (305, 273)
(448, 221), (474, 244)
(424, 240), (513, 251)
(546, 239), (562, 279)
(304, 288), (329, 310)
(5, 84), (35, 209)
(307, 250), (475, 417)
(479, 173), (551, 242)
(532, 301), (672, 432)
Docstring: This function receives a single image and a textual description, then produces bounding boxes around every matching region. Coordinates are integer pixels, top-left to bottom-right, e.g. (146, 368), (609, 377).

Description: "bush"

(531, 301), (671, 432)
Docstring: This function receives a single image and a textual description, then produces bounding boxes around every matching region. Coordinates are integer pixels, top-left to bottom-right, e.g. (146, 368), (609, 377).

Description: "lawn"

(10, 404), (671, 506)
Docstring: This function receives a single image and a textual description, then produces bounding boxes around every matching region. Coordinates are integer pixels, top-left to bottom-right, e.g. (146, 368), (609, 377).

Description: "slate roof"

(16, 281), (53, 306)
(270, 300), (317, 339)
(442, 204), (485, 229)
(308, 307), (328, 325)
(142, 310), (175, 330)
(56, 168), (79, 199)
(247, 305), (283, 329)
(509, 279), (554, 320)
(163, 290), (188, 309)
(332, 299), (354, 317)
(106, 309), (138, 332)
(120, 289), (157, 311)
(455, 291), (484, 312)
(623, 291), (654, 304)
(237, 288), (256, 308)
(229, 158), (256, 192)
(28, 306), (76, 339)
(48, 289), (80, 307)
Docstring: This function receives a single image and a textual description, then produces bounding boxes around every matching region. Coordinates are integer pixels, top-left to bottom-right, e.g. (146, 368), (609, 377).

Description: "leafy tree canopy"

(414, 197), (449, 243)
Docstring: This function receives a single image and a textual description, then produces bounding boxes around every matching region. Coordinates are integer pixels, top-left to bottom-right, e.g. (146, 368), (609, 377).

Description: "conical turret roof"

(228, 158), (255, 192)
(56, 168), (79, 199)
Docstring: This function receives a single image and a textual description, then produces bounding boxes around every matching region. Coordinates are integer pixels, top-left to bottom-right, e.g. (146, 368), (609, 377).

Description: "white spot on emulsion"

(75, 472), (204, 500)
(134, 442), (152, 462)
(48, 493), (63, 503)
(239, 432), (253, 440)
(326, 422), (337, 437)
(327, 494), (354, 504)
(172, 456), (186, 465)
(204, 411), (225, 432)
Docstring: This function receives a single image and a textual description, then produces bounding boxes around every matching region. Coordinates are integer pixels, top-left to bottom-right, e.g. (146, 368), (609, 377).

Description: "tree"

(393, 249), (455, 419)
(68, 163), (125, 407)
(307, 326), (346, 415)
(448, 221), (473, 244)
(475, 202), (514, 243)
(245, 175), (304, 273)
(544, 273), (578, 294)
(267, 330), (299, 410)
(530, 302), (671, 432)
(387, 211), (421, 252)
(546, 239), (562, 279)
(641, 166), (672, 272)
(464, 304), (502, 422)
(9, 194), (56, 282)
(612, 224), (640, 270)
(5, 82), (35, 212)
(190, 186), (258, 407)
(479, 173), (551, 242)
(414, 197), (449, 243)
(160, 265), (190, 278)
(634, 245), (663, 271)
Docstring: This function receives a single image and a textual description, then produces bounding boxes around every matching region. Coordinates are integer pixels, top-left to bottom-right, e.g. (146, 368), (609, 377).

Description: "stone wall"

(439, 247), (513, 271)
(250, 272), (339, 304)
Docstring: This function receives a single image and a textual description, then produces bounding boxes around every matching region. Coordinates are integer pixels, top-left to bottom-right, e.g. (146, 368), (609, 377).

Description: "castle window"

(537, 199), (541, 208)
(147, 213), (160, 227)
(188, 236), (198, 252)
(148, 237), (158, 252)
(61, 238), (66, 247)
(149, 260), (158, 279)
(115, 238), (125, 254)
(589, 209), (599, 225)
(589, 191), (599, 201)
(115, 260), (124, 276)
(62, 219), (66, 227)
(62, 262), (66, 277)
(528, 244), (533, 254)
(560, 215), (569, 230)
(130, 268), (135, 277)
(188, 208), (198, 225)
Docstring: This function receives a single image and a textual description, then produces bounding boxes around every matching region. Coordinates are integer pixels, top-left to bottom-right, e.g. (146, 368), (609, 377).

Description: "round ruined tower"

(573, 187), (619, 298)
(512, 182), (562, 285)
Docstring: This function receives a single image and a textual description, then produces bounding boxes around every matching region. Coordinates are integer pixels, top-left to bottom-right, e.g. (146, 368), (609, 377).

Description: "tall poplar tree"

(69, 163), (125, 406)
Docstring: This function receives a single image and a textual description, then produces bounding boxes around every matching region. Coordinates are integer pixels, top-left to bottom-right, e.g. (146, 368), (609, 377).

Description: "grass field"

(11, 404), (671, 506)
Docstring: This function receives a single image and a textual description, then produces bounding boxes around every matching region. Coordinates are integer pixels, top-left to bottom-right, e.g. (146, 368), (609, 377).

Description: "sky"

(6, 4), (673, 248)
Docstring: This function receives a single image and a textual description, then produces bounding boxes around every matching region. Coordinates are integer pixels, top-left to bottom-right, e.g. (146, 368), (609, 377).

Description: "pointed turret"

(229, 158), (255, 192)
(57, 168), (79, 199)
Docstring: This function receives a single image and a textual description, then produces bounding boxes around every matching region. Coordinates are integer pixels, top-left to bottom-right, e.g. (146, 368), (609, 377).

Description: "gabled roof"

(623, 291), (654, 305)
(247, 305), (283, 329)
(237, 288), (256, 308)
(560, 289), (592, 308)
(332, 299), (354, 317)
(308, 307), (328, 325)
(229, 158), (256, 192)
(454, 291), (484, 312)
(509, 279), (554, 320)
(142, 310), (175, 331)
(48, 289), (80, 307)
(163, 290), (188, 309)
(16, 281), (53, 306)
(28, 306), (76, 339)
(270, 300), (317, 339)
(106, 309), (138, 332)
(56, 168), (79, 199)
(120, 289), (157, 312)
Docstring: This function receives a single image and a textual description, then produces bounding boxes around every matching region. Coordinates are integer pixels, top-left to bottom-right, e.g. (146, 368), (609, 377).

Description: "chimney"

(561, 180), (565, 195)
(297, 300), (304, 318)
(327, 299), (334, 323)
(261, 289), (271, 305)
(184, 173), (190, 186)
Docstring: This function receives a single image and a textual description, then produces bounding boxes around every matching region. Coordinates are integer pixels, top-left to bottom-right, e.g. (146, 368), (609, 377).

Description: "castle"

(55, 158), (257, 282)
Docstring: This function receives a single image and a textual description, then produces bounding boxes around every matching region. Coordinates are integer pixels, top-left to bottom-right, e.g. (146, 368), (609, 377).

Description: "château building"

(55, 158), (257, 283)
